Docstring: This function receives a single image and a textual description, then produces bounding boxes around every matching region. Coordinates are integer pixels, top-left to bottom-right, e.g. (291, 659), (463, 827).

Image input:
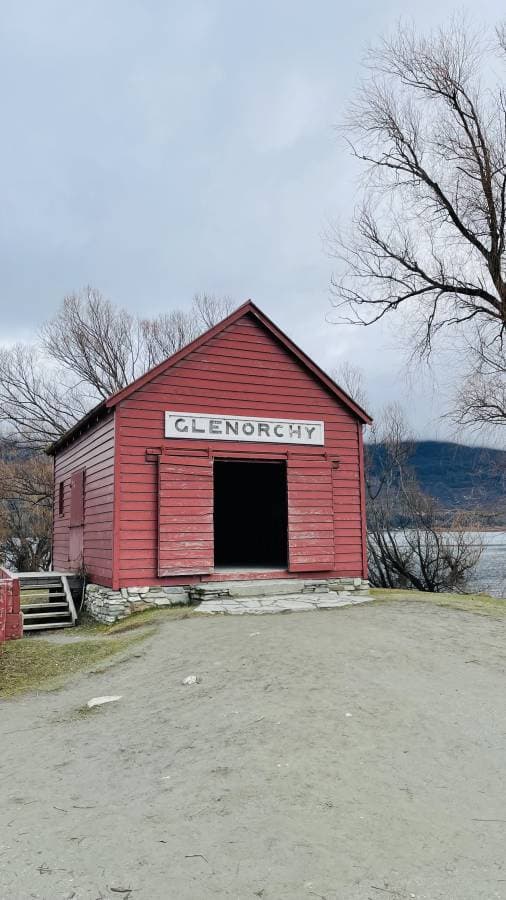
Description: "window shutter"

(70, 469), (85, 527)
(158, 455), (214, 576)
(287, 457), (335, 572)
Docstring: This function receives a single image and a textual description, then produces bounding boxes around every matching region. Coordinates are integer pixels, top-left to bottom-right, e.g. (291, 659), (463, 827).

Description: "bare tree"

(0, 288), (236, 448)
(0, 499), (51, 572)
(0, 344), (90, 447)
(0, 451), (53, 506)
(140, 294), (233, 368)
(0, 451), (53, 571)
(140, 310), (200, 369)
(192, 293), (234, 329)
(331, 361), (369, 410)
(41, 287), (144, 398)
(331, 364), (484, 590)
(366, 403), (483, 591)
(330, 19), (506, 426)
(451, 324), (506, 429)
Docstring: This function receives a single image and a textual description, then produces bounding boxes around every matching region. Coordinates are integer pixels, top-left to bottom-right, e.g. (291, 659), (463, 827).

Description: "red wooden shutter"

(70, 469), (85, 527)
(287, 457), (335, 572)
(158, 454), (214, 576)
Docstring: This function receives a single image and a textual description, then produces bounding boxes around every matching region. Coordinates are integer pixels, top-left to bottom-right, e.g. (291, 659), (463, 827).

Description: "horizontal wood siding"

(53, 414), (115, 585)
(117, 313), (365, 586)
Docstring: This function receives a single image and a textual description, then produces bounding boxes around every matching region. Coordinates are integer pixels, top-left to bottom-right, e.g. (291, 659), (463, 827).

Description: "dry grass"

(371, 588), (506, 618)
(0, 632), (146, 699)
(0, 605), (195, 699)
(78, 604), (195, 636)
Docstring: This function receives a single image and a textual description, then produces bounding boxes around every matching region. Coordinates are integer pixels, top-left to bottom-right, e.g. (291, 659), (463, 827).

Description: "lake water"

(465, 532), (506, 599)
(381, 531), (506, 598)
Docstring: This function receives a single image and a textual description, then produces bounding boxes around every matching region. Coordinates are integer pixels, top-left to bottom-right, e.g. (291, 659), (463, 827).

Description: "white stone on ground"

(182, 675), (201, 685)
(87, 696), (122, 708)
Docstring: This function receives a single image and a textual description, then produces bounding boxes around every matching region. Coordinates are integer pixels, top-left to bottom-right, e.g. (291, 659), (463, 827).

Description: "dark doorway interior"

(214, 460), (288, 569)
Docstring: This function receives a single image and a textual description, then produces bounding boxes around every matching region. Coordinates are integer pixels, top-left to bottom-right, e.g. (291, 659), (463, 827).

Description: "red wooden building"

(49, 302), (371, 615)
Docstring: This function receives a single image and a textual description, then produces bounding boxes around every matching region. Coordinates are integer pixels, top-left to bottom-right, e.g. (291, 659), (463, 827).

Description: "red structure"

(49, 302), (371, 596)
(0, 568), (23, 642)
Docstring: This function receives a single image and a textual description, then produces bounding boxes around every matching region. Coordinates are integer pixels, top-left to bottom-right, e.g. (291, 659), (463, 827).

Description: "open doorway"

(213, 459), (288, 569)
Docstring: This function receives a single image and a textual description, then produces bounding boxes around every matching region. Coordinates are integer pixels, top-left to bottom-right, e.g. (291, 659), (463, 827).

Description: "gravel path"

(1, 602), (505, 900)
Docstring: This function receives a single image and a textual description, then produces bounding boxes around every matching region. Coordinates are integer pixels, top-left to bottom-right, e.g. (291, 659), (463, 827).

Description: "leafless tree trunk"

(330, 18), (506, 428)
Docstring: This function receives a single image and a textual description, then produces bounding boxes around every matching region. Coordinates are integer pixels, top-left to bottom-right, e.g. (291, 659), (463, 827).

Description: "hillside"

(367, 440), (506, 526)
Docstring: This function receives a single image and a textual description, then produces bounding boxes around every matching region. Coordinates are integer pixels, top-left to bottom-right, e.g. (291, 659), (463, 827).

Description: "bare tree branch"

(0, 288), (236, 448)
(365, 403), (483, 590)
(330, 18), (506, 427)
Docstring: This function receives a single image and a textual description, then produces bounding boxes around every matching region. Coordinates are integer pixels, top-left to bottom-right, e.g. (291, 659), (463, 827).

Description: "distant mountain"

(367, 440), (506, 526)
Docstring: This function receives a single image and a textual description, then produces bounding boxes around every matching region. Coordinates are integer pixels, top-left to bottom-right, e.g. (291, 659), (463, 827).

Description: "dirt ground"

(1, 602), (505, 900)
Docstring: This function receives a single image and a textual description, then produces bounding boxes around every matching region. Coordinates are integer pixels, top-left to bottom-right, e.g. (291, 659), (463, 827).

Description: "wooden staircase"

(19, 573), (78, 632)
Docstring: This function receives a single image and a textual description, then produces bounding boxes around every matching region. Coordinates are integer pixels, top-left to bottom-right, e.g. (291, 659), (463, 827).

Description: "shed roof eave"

(45, 400), (109, 456)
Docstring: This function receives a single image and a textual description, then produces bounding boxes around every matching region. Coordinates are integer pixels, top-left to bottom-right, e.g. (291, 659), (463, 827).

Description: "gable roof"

(48, 300), (371, 454)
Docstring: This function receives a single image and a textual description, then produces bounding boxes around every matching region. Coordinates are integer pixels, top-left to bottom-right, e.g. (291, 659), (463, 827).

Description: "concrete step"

(192, 578), (331, 600)
(196, 590), (372, 615)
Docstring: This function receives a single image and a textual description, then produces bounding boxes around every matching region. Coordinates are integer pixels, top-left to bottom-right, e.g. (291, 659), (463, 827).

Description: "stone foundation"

(328, 577), (370, 595)
(85, 577), (369, 623)
(84, 584), (191, 623)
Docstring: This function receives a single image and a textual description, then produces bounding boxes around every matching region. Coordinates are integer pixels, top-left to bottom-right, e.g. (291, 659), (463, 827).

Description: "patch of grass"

(75, 704), (102, 718)
(0, 603), (194, 699)
(78, 604), (195, 636)
(371, 588), (506, 618)
(105, 605), (194, 634)
(0, 633), (146, 699)
(79, 606), (194, 635)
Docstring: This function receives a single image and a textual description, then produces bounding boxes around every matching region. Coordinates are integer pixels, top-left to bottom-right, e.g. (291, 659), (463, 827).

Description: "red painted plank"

(158, 456), (214, 576)
(53, 414), (116, 583)
(287, 459), (335, 572)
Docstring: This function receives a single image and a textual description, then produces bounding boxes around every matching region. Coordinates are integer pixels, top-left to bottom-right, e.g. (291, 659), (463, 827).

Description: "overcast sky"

(0, 1), (504, 444)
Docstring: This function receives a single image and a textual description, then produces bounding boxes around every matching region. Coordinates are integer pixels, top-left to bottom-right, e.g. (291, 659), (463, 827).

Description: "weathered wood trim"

(358, 423), (368, 580)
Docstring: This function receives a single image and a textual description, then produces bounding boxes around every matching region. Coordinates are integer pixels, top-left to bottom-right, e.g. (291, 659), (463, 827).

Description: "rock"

(182, 675), (201, 686)
(87, 695), (122, 708)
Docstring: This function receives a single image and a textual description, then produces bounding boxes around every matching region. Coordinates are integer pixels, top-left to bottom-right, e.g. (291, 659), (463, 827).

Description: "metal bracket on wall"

(145, 448), (162, 462)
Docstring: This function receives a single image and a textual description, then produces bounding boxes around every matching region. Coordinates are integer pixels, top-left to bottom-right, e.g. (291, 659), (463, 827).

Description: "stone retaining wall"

(84, 584), (191, 623)
(85, 577), (369, 623)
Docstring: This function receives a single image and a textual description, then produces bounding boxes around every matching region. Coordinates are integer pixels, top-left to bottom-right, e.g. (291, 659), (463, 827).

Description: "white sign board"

(165, 411), (324, 446)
